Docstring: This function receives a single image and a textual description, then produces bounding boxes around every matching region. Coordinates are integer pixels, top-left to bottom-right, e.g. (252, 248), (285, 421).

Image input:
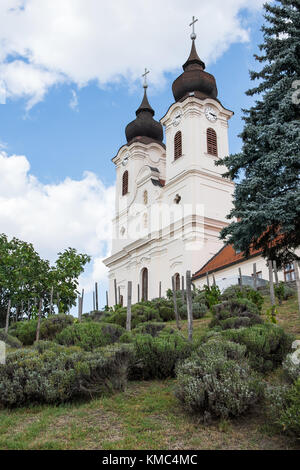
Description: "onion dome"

(172, 39), (218, 102)
(125, 82), (163, 145)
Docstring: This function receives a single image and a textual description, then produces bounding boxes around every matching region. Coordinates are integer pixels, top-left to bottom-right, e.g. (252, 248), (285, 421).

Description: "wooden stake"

(106, 290), (109, 308)
(126, 281), (132, 331)
(118, 286), (121, 305)
(138, 283), (140, 303)
(212, 273), (216, 286)
(206, 272), (210, 288)
(294, 260), (300, 316)
(57, 293), (60, 314)
(93, 291), (95, 311)
(114, 279), (117, 306)
(5, 299), (11, 334)
(186, 271), (193, 343)
(36, 299), (43, 342)
(268, 260), (276, 317)
(181, 276), (185, 303)
(159, 281), (162, 298)
(78, 295), (81, 319)
(95, 282), (99, 311)
(50, 286), (54, 315)
(172, 275), (181, 330)
(79, 289), (84, 322)
(238, 268), (243, 288)
(253, 263), (257, 291)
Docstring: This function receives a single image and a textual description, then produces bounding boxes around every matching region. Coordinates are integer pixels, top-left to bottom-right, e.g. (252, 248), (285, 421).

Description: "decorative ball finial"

(189, 16), (198, 40)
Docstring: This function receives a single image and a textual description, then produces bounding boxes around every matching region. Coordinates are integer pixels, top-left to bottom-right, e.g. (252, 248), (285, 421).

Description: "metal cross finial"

(189, 16), (198, 40)
(142, 68), (150, 89)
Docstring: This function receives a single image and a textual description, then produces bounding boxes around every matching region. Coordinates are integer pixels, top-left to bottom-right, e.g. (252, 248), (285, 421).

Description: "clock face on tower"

(205, 106), (217, 122)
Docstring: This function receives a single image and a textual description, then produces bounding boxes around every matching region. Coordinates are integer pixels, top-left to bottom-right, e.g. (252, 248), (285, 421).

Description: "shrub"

(129, 330), (192, 380)
(265, 379), (300, 438)
(179, 302), (208, 320)
(175, 340), (261, 420)
(133, 322), (167, 337)
(149, 298), (175, 322)
(222, 324), (293, 372)
(222, 285), (264, 311)
(39, 314), (74, 341)
(0, 344), (133, 407)
(0, 330), (22, 349)
(204, 285), (221, 308)
(275, 282), (295, 303)
(211, 298), (262, 330)
(9, 319), (38, 345)
(55, 322), (125, 351)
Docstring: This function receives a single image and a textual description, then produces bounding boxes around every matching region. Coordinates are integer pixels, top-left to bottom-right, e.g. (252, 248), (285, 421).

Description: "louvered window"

(122, 171), (128, 196)
(174, 131), (182, 160)
(207, 128), (218, 156)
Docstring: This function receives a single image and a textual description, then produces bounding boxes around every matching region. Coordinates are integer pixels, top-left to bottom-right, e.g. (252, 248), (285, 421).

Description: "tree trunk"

(5, 299), (11, 334)
(186, 271), (193, 343)
(36, 299), (43, 342)
(126, 281), (132, 331)
(172, 275), (181, 330)
(273, 260), (279, 286)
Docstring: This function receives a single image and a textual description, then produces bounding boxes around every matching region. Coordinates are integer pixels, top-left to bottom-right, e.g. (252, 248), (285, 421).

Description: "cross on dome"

(189, 16), (198, 40)
(142, 68), (150, 89)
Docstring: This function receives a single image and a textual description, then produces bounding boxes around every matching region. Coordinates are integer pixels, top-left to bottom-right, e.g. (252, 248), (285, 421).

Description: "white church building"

(103, 25), (296, 306)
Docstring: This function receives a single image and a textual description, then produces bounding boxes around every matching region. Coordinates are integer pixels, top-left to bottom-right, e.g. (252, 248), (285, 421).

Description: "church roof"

(172, 39), (218, 103)
(192, 244), (263, 280)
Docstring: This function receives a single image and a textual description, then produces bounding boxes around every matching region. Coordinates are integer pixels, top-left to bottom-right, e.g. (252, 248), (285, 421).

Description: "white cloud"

(0, 151), (115, 297)
(0, 0), (265, 108)
(69, 89), (79, 111)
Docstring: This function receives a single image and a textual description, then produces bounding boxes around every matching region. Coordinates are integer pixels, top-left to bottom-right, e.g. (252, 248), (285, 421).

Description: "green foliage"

(129, 330), (192, 380)
(55, 322), (125, 351)
(210, 298), (263, 330)
(0, 344), (133, 407)
(0, 330), (22, 349)
(133, 322), (167, 337)
(222, 324), (294, 372)
(39, 314), (74, 340)
(275, 282), (295, 303)
(216, 0), (300, 267)
(9, 320), (38, 346)
(265, 379), (300, 438)
(222, 285), (264, 311)
(204, 285), (221, 309)
(175, 339), (262, 420)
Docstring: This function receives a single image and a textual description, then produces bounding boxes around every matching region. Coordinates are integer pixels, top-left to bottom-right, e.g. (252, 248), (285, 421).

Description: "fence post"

(253, 263), (257, 291)
(126, 281), (132, 331)
(294, 260), (300, 316)
(138, 283), (140, 303)
(114, 279), (117, 306)
(93, 291), (95, 311)
(268, 260), (276, 318)
(159, 281), (162, 298)
(106, 290), (109, 308)
(36, 299), (43, 342)
(206, 272), (210, 288)
(238, 268), (243, 288)
(212, 273), (216, 286)
(79, 289), (84, 322)
(95, 282), (99, 311)
(5, 299), (11, 334)
(118, 286), (121, 305)
(181, 276), (185, 303)
(172, 275), (181, 330)
(186, 270), (193, 343)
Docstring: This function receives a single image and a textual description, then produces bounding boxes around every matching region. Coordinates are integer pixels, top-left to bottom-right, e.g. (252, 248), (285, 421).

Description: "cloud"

(0, 0), (265, 108)
(69, 89), (79, 111)
(0, 151), (115, 294)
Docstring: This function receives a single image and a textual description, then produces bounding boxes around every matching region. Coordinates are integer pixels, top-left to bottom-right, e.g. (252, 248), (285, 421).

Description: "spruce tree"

(217, 0), (300, 268)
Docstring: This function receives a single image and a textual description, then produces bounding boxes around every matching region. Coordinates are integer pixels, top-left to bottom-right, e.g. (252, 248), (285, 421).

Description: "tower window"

(207, 128), (218, 156)
(122, 170), (128, 196)
(174, 131), (182, 160)
(141, 268), (148, 301)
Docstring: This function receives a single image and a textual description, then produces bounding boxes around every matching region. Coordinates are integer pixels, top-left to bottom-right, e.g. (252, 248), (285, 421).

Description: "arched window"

(122, 170), (128, 196)
(174, 273), (180, 291)
(174, 131), (182, 160)
(142, 268), (148, 301)
(207, 128), (218, 156)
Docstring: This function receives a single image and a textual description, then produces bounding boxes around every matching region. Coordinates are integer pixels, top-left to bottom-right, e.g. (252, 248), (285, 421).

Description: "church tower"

(103, 19), (235, 306)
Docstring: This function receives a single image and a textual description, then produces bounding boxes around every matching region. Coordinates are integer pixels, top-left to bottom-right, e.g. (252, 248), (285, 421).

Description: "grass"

(0, 293), (300, 450)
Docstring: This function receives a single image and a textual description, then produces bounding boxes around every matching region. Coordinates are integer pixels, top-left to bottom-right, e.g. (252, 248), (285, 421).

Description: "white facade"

(103, 95), (235, 305)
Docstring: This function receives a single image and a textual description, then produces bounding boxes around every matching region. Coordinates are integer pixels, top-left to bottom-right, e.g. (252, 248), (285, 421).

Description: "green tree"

(217, 0), (300, 268)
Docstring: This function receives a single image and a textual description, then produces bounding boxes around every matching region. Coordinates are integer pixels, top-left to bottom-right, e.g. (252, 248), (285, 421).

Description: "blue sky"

(0, 1), (267, 311)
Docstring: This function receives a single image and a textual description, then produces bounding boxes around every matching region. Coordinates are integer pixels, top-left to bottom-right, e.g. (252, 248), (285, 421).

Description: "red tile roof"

(192, 244), (262, 280)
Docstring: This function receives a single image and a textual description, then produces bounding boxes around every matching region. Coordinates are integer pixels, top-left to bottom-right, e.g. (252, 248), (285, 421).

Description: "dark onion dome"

(172, 39), (218, 102)
(125, 87), (163, 145)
